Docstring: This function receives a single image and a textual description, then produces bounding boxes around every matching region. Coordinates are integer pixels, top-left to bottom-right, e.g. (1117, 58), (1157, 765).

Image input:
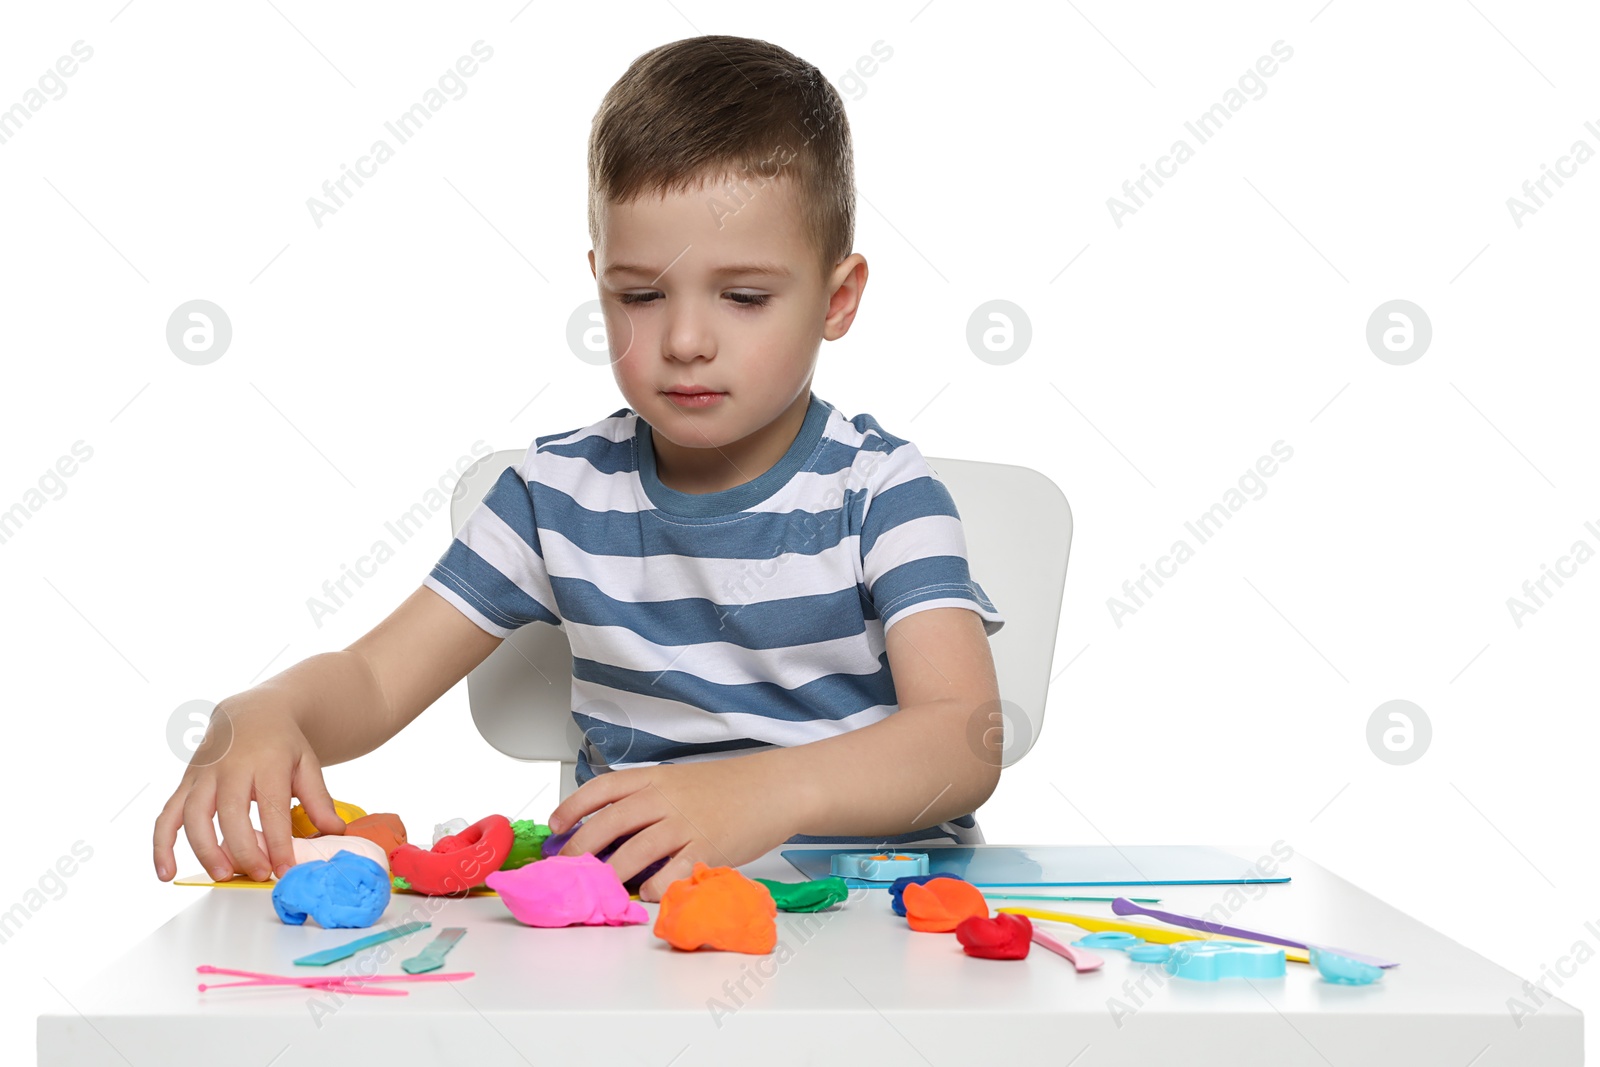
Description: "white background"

(2, 0), (1596, 1062)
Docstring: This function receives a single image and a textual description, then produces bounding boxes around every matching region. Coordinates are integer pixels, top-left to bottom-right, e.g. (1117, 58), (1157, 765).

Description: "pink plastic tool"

(1029, 927), (1104, 971)
(195, 965), (475, 996)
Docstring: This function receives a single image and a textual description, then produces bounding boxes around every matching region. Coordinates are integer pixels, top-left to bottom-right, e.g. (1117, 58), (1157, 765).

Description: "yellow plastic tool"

(997, 907), (1310, 965)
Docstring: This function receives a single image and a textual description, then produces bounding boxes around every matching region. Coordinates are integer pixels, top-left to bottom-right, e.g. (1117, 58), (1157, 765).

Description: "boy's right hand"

(152, 693), (346, 884)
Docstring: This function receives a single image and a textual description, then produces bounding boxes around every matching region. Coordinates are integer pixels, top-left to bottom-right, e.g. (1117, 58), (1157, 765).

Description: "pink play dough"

(251, 830), (390, 873)
(485, 854), (648, 927)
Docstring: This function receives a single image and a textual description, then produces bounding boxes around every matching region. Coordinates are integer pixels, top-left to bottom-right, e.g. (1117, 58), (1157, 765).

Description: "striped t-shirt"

(424, 391), (1005, 845)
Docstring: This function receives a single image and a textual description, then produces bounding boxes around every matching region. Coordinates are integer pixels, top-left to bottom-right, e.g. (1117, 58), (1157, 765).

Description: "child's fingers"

(255, 780), (297, 879)
(217, 780), (272, 882)
(182, 779), (232, 882)
(604, 822), (683, 888)
(152, 783), (190, 880)
(291, 755), (345, 836)
(548, 770), (630, 836)
(638, 850), (698, 904)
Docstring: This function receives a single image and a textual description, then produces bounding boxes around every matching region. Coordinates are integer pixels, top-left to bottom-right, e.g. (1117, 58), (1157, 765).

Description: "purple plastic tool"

(1109, 897), (1398, 969)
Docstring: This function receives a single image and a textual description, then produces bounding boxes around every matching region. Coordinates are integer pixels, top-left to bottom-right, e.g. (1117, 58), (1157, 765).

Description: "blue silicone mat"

(780, 845), (1290, 888)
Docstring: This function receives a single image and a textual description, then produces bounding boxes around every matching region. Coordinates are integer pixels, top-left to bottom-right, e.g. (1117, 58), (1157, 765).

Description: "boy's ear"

(824, 253), (868, 341)
(588, 249), (597, 278)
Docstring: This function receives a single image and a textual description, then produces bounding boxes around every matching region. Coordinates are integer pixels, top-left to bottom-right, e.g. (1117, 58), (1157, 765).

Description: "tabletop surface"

(38, 844), (1582, 1067)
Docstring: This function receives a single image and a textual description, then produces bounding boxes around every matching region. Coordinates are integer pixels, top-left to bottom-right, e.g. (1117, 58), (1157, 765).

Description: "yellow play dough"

(288, 798), (368, 837)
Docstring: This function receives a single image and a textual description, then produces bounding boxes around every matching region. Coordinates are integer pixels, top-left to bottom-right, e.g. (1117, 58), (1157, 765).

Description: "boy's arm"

(153, 585), (501, 882)
(772, 605), (1004, 837)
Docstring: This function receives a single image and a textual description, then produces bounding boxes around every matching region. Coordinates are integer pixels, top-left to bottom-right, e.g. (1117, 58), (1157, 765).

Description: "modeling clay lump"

(343, 812), (408, 857)
(542, 821), (666, 891)
(501, 820), (551, 870)
(754, 876), (849, 913)
(654, 862), (776, 954)
(888, 873), (963, 917)
(288, 797), (368, 838)
(902, 875), (988, 933)
(956, 912), (1032, 959)
(248, 829), (389, 873)
(389, 814), (514, 895)
(486, 854), (648, 927)
(272, 851), (390, 929)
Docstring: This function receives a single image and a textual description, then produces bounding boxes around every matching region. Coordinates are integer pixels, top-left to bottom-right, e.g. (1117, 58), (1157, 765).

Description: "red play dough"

(389, 814), (513, 895)
(903, 876), (988, 933)
(653, 862), (777, 954)
(956, 912), (1032, 959)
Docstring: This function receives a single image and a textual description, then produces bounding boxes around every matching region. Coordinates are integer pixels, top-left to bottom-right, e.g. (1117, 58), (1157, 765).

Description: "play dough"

(250, 830), (389, 872)
(888, 873), (962, 917)
(956, 912), (1032, 959)
(754, 876), (849, 912)
(288, 798), (368, 838)
(903, 876), (988, 933)
(343, 812), (407, 856)
(485, 854), (647, 927)
(272, 851), (390, 929)
(390, 814), (514, 896)
(501, 820), (551, 870)
(654, 863), (776, 954)
(432, 818), (469, 846)
(542, 822), (667, 891)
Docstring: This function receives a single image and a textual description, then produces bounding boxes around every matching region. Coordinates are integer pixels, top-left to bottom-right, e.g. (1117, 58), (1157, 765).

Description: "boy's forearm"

(252, 650), (399, 766)
(764, 699), (1002, 839)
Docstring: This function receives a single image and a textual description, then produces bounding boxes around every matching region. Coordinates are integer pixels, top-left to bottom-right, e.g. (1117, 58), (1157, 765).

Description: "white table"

(37, 845), (1582, 1065)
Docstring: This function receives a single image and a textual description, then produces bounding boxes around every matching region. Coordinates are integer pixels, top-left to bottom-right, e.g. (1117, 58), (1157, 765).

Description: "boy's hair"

(588, 35), (854, 282)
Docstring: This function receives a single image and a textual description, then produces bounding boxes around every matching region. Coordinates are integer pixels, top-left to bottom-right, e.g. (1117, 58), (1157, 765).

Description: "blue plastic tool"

(1162, 940), (1286, 981)
(1072, 931), (1145, 953)
(1129, 943), (1174, 964)
(830, 852), (929, 881)
(1309, 945), (1384, 985)
(402, 927), (466, 974)
(293, 920), (431, 967)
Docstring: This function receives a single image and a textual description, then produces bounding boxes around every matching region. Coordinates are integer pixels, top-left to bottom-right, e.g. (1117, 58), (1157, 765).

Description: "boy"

(153, 35), (1005, 903)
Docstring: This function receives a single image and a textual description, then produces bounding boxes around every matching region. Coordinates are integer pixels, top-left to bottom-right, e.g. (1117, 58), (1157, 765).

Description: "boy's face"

(589, 173), (865, 468)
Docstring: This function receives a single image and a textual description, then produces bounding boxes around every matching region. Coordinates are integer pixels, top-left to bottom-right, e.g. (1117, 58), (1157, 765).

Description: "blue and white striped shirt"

(424, 392), (1004, 845)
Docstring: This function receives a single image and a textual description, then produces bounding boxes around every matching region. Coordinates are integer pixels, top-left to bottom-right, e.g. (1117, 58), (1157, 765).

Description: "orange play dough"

(903, 877), (988, 932)
(344, 813), (408, 857)
(653, 862), (777, 954)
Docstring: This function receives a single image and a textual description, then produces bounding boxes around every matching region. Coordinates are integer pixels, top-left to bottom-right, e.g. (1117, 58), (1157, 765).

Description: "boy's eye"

(616, 291), (771, 307)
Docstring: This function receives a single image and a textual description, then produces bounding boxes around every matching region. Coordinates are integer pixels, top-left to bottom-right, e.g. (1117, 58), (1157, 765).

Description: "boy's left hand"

(547, 755), (807, 902)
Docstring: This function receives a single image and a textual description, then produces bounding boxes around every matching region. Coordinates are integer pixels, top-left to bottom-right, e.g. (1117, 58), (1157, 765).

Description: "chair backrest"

(449, 449), (1072, 800)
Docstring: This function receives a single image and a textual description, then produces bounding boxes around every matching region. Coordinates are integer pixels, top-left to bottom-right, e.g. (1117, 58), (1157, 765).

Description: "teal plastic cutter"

(402, 927), (466, 974)
(293, 920), (431, 967)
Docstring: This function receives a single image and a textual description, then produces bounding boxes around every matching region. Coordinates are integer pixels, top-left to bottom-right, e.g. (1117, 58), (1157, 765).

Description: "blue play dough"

(272, 851), (390, 929)
(887, 873), (964, 916)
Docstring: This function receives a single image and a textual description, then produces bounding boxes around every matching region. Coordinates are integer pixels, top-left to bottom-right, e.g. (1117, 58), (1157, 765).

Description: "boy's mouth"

(662, 386), (725, 408)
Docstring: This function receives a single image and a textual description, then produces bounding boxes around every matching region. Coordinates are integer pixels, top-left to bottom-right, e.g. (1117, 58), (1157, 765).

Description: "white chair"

(449, 449), (1072, 802)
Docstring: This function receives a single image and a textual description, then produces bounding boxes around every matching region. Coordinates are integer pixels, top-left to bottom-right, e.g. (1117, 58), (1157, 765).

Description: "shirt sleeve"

(422, 451), (561, 638)
(859, 441), (1005, 638)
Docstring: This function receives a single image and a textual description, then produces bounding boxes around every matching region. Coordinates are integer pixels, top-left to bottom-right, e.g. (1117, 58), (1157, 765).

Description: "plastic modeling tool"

(1162, 940), (1287, 981)
(1309, 946), (1385, 985)
(997, 907), (1311, 965)
(982, 893), (1162, 904)
(196, 964), (472, 996)
(1029, 927), (1104, 971)
(1110, 897), (1398, 969)
(402, 927), (466, 974)
(293, 920), (430, 967)
(830, 852), (929, 881)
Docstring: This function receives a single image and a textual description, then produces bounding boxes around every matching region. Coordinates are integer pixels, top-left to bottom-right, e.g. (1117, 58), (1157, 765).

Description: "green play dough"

(390, 874), (411, 892)
(501, 820), (552, 870)
(754, 876), (849, 913)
